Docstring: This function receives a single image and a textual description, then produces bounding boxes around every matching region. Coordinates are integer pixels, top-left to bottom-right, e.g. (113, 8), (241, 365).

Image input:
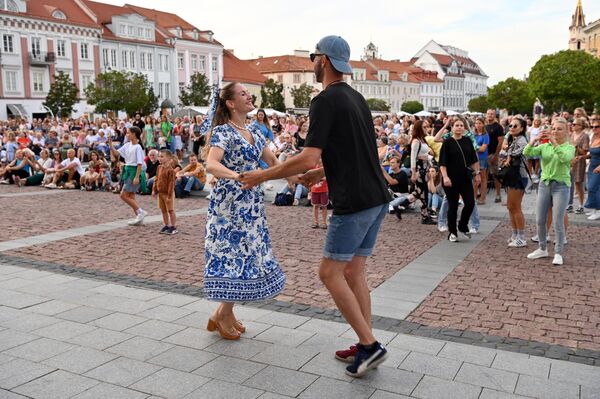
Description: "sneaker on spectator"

(508, 238), (527, 247)
(335, 344), (358, 363)
(448, 233), (458, 242)
(531, 174), (540, 184)
(13, 176), (21, 187)
(527, 248), (549, 259)
(552, 254), (563, 266)
(566, 205), (573, 213)
(588, 210), (600, 220)
(469, 227), (479, 234)
(438, 225), (448, 233)
(159, 226), (170, 234)
(531, 235), (550, 243)
(0, 179), (8, 185)
(507, 235), (516, 243)
(293, 198), (299, 206)
(575, 207), (584, 215)
(169, 226), (179, 235)
(45, 183), (57, 189)
(459, 229), (472, 240)
(345, 342), (388, 378)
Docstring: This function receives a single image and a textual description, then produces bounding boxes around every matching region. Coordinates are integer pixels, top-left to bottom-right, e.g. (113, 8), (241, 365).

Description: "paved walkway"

(1, 262), (599, 399)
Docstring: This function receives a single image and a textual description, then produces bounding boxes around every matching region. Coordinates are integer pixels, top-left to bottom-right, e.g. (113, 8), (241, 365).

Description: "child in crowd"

(152, 149), (177, 234)
(310, 160), (329, 229)
(109, 153), (122, 193)
(80, 161), (99, 191)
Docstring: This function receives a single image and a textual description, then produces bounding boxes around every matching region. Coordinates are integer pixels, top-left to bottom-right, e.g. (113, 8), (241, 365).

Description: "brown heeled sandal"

(234, 319), (246, 333)
(207, 318), (240, 340)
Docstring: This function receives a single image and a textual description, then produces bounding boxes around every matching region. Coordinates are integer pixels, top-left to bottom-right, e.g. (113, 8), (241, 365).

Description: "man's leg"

(319, 258), (375, 345)
(344, 256), (371, 330)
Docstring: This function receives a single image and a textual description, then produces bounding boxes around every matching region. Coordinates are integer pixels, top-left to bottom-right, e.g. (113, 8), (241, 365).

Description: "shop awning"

(7, 104), (27, 117)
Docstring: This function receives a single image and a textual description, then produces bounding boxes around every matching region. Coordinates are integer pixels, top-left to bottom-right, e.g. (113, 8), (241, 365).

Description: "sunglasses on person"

(509, 124), (521, 128)
(592, 125), (600, 129)
(309, 52), (326, 62)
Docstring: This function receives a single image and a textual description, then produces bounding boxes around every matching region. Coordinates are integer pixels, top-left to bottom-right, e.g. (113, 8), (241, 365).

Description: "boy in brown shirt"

(152, 149), (177, 234)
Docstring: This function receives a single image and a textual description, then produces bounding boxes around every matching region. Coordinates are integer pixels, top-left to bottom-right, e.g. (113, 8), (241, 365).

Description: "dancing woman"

(203, 83), (286, 340)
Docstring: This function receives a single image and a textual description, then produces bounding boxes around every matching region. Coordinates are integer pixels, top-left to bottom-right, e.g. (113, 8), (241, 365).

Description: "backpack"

(273, 192), (293, 206)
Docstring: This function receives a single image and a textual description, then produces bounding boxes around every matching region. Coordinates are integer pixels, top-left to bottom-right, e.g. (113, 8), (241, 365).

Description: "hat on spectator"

(314, 35), (353, 74)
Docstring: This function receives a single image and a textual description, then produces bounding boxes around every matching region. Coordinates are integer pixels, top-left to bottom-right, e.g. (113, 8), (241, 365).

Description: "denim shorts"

(509, 177), (529, 191)
(323, 204), (387, 262)
(478, 158), (488, 170)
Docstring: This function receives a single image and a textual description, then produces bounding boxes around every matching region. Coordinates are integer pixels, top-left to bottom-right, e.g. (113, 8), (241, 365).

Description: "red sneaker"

(335, 344), (358, 363)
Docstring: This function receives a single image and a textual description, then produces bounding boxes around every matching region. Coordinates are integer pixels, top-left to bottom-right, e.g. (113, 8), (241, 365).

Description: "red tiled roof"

(430, 53), (454, 66)
(0, 0), (99, 28)
(223, 50), (266, 86)
(249, 55), (314, 74)
(125, 4), (222, 45)
(349, 60), (378, 81)
(81, 0), (171, 46)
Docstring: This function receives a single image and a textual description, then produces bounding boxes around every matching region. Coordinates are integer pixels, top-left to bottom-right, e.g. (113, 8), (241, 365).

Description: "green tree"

(260, 79), (285, 112)
(43, 71), (79, 118)
(468, 95), (492, 113)
(400, 100), (423, 114)
(290, 83), (313, 108)
(84, 70), (158, 116)
(366, 98), (391, 112)
(179, 72), (211, 106)
(487, 77), (534, 115)
(529, 50), (600, 113)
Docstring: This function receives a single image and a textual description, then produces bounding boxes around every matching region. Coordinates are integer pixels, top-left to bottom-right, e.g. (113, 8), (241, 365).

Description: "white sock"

(136, 208), (143, 215)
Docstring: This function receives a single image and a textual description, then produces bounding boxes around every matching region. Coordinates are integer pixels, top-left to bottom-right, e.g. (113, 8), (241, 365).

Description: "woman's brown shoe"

(207, 318), (240, 340)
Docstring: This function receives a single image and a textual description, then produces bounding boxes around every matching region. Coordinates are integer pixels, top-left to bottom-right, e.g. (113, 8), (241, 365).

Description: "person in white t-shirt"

(109, 126), (148, 226)
(45, 148), (84, 189)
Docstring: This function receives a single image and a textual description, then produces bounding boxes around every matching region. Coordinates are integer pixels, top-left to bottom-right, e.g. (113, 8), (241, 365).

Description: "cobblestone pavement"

(1, 262), (600, 399)
(409, 222), (600, 352)
(8, 199), (438, 310)
(0, 188), (203, 242)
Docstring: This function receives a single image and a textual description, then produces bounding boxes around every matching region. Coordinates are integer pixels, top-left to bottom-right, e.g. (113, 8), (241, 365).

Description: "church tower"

(362, 42), (379, 60)
(569, 0), (586, 50)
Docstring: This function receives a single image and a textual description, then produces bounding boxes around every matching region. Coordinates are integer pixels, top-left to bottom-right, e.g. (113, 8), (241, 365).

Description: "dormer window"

(402, 72), (408, 82)
(0, 0), (17, 12)
(176, 27), (182, 38)
(192, 30), (198, 40)
(52, 9), (66, 19)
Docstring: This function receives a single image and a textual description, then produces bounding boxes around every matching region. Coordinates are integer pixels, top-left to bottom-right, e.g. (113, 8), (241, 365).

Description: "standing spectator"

(4, 132), (19, 162)
(473, 117), (489, 204)
(160, 115), (173, 151)
(439, 119), (481, 242)
(504, 117), (529, 247)
(410, 120), (435, 225)
(584, 121), (600, 220)
(527, 118), (543, 182)
(153, 149), (178, 234)
(525, 118), (575, 265)
(485, 109), (505, 203)
(173, 117), (184, 160)
(132, 112), (145, 131)
(569, 117), (590, 214)
(310, 161), (329, 229)
(190, 114), (205, 157)
(143, 116), (155, 152)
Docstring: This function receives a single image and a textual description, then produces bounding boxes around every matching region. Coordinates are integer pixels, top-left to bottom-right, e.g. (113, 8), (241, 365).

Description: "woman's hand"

(411, 172), (417, 183)
(133, 177), (139, 186)
(594, 166), (600, 174)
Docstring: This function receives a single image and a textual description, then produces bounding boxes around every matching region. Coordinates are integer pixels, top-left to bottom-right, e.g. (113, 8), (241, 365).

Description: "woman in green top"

(523, 118), (575, 266)
(144, 116), (155, 152)
(160, 115), (172, 151)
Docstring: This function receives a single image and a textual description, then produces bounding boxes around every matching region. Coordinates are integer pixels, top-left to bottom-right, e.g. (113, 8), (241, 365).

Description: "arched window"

(52, 9), (66, 19)
(577, 41), (581, 50)
(0, 0), (18, 12)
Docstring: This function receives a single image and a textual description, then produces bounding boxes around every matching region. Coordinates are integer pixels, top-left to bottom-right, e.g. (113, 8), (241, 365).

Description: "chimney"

(294, 50), (310, 58)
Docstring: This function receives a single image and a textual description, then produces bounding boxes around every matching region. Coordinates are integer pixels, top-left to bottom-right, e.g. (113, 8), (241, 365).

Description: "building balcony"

(29, 52), (56, 65)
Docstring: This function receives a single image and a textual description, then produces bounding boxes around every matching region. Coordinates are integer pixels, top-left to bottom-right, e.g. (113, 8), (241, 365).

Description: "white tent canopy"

(414, 110), (433, 117)
(248, 108), (287, 117)
(396, 111), (412, 117)
(445, 110), (460, 116)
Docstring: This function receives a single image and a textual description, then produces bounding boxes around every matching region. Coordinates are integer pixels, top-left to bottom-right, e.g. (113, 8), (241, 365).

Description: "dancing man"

(240, 35), (390, 377)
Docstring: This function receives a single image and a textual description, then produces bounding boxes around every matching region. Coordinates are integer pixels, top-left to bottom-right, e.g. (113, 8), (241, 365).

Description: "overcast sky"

(106, 0), (600, 85)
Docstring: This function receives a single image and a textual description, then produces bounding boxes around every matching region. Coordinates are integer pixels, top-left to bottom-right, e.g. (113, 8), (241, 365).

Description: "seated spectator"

(274, 133), (296, 162)
(45, 130), (59, 151)
(276, 181), (309, 206)
(31, 132), (45, 155)
(175, 154), (206, 198)
(0, 149), (31, 186)
(94, 129), (110, 156)
(427, 166), (443, 216)
(41, 149), (62, 186)
(76, 131), (90, 161)
(145, 149), (160, 192)
(381, 156), (411, 219)
(60, 132), (74, 159)
(4, 132), (19, 162)
(80, 161), (100, 191)
(17, 130), (31, 149)
(45, 148), (84, 189)
(109, 153), (123, 193)
(21, 149), (49, 186)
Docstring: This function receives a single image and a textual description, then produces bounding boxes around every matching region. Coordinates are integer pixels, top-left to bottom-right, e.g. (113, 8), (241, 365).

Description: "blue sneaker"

(345, 342), (388, 377)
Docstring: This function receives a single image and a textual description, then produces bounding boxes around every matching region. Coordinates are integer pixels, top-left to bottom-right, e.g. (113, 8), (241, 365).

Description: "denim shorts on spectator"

(323, 204), (387, 262)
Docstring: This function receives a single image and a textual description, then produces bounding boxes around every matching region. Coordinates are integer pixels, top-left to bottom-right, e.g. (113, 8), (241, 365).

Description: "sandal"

(311, 223), (319, 228)
(320, 224), (328, 229)
(207, 318), (240, 340)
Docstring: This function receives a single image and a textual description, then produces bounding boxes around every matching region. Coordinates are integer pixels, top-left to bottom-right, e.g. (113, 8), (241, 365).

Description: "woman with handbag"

(524, 118), (575, 266)
(503, 117), (530, 247)
(439, 119), (481, 242)
(410, 120), (436, 225)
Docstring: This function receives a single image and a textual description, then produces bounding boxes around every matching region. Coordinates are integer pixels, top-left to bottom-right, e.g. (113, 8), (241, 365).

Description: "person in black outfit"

(485, 109), (505, 203)
(240, 35), (390, 377)
(439, 119), (481, 242)
(132, 113), (145, 131)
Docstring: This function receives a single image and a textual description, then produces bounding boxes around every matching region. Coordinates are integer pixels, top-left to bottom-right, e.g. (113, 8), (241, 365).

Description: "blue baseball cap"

(313, 35), (353, 74)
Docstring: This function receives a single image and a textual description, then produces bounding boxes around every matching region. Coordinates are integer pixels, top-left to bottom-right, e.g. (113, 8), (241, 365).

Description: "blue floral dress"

(204, 123), (286, 302)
